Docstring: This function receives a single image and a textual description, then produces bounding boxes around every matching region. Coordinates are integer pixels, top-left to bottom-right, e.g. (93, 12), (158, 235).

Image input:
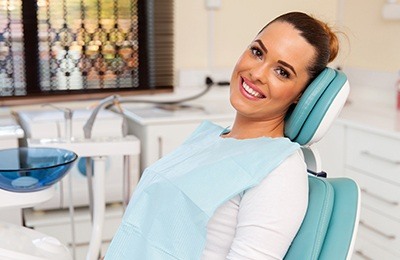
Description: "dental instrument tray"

(0, 147), (77, 192)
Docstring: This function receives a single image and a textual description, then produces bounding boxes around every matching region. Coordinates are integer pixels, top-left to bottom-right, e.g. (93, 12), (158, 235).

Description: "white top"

(202, 150), (308, 260)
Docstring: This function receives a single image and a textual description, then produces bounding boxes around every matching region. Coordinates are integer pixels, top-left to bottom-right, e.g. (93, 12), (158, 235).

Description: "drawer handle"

(361, 150), (400, 165)
(360, 220), (396, 240)
(158, 136), (163, 159)
(361, 188), (399, 206)
(355, 250), (373, 260)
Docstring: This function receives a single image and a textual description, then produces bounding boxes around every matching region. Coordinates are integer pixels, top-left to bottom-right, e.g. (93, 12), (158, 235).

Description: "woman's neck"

(224, 114), (285, 139)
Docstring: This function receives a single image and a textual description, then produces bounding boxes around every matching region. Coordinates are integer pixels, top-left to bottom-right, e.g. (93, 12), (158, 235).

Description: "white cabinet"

(124, 106), (234, 172)
(128, 121), (205, 171)
(352, 237), (399, 260)
(319, 121), (400, 259)
(24, 204), (123, 260)
(314, 122), (346, 178)
(345, 127), (400, 259)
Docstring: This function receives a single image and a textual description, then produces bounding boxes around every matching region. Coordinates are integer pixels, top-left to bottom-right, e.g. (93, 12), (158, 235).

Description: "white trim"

(307, 81), (350, 146)
(346, 182), (361, 260)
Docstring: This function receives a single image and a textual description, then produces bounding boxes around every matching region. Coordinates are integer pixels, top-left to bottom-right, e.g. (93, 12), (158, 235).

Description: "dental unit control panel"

(16, 108), (141, 259)
(17, 109), (138, 210)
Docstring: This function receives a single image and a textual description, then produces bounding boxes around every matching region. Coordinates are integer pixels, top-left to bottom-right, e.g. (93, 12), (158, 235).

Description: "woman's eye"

(276, 67), (290, 78)
(250, 47), (262, 58)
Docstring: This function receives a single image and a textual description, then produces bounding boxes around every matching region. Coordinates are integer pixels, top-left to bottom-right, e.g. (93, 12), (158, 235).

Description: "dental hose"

(68, 168), (77, 260)
(104, 76), (217, 109)
(64, 108), (77, 260)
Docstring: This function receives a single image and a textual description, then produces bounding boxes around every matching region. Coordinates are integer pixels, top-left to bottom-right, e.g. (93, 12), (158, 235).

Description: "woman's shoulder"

(243, 149), (308, 204)
(253, 149), (308, 194)
(281, 149), (306, 166)
(274, 150), (308, 179)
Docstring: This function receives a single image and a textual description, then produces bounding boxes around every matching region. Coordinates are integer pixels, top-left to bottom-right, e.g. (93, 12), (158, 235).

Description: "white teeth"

(242, 81), (264, 98)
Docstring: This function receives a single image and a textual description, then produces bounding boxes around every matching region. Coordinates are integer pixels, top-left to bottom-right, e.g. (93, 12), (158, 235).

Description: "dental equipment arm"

(83, 94), (125, 260)
(42, 104), (73, 141)
(84, 95), (118, 225)
(82, 94), (127, 219)
(83, 95), (120, 139)
(83, 95), (120, 223)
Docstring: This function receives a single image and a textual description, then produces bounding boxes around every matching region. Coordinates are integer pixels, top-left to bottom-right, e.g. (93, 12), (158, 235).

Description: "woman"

(105, 12), (340, 260)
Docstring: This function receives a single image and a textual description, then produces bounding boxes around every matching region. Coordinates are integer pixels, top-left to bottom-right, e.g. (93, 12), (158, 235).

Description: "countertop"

(121, 83), (400, 140)
(337, 84), (400, 139)
(121, 86), (235, 125)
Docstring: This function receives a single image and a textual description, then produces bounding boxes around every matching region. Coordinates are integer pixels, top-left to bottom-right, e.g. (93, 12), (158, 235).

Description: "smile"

(241, 80), (266, 99)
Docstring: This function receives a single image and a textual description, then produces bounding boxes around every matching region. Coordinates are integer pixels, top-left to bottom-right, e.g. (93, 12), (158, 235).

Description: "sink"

(0, 147), (77, 192)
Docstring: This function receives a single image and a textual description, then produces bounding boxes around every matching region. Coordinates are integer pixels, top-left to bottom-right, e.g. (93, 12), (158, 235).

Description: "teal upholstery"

(283, 68), (358, 260)
(284, 176), (359, 260)
(285, 68), (336, 141)
(293, 71), (347, 145)
(318, 178), (359, 259)
(284, 68), (348, 145)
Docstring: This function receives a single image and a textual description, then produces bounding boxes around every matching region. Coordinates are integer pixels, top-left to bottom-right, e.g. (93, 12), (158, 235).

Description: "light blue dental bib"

(106, 121), (300, 260)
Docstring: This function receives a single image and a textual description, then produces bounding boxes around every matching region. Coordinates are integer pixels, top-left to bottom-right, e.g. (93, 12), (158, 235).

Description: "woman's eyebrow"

(254, 39), (268, 53)
(278, 60), (297, 76)
(254, 39), (297, 76)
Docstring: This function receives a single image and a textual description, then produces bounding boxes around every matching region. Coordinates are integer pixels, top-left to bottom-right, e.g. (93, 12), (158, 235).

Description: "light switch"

(382, 3), (400, 20)
(205, 0), (221, 10)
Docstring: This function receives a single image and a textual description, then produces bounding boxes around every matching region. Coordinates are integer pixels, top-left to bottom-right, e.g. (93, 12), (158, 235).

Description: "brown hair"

(261, 12), (339, 80)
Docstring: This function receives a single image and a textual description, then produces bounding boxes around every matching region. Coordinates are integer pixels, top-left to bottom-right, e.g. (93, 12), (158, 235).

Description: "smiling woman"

(105, 12), (341, 260)
(227, 12), (339, 140)
(228, 21), (316, 139)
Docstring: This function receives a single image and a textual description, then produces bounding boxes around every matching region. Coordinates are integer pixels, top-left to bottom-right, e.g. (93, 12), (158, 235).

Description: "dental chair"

(283, 68), (360, 260)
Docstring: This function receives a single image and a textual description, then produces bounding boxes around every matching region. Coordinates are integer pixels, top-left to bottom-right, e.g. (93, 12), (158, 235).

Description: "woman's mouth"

(241, 79), (266, 99)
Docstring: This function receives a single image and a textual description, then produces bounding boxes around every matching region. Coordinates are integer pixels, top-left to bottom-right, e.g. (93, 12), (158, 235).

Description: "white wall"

(341, 0), (400, 72)
(174, 0), (400, 77)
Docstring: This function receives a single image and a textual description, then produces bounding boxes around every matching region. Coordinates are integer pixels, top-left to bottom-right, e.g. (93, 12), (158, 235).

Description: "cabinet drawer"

(346, 128), (400, 184)
(25, 205), (122, 245)
(358, 207), (400, 255)
(353, 235), (400, 260)
(346, 168), (400, 220)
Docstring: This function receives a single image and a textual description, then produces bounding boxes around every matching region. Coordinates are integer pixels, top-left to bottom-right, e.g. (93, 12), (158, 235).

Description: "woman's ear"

(293, 93), (302, 104)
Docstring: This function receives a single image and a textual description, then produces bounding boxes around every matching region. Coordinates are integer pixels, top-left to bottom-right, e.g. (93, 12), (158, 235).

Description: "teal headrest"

(284, 68), (349, 146)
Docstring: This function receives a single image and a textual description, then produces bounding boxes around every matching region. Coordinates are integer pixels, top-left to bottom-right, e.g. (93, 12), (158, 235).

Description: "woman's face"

(230, 21), (316, 123)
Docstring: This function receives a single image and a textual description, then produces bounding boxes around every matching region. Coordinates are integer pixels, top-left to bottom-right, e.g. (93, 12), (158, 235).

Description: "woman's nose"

(249, 63), (268, 84)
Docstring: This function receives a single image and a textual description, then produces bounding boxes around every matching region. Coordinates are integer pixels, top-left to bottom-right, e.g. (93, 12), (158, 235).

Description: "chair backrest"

(283, 67), (360, 259)
(318, 178), (360, 259)
(284, 176), (360, 260)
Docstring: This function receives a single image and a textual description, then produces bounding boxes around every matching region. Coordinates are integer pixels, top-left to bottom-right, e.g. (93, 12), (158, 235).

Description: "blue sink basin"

(0, 147), (77, 192)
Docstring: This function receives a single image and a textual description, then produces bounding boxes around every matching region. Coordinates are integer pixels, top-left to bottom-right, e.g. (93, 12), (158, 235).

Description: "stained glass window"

(0, 0), (26, 96)
(0, 0), (173, 103)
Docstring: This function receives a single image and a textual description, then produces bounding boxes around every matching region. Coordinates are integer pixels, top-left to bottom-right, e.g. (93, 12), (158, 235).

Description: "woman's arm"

(227, 151), (308, 260)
